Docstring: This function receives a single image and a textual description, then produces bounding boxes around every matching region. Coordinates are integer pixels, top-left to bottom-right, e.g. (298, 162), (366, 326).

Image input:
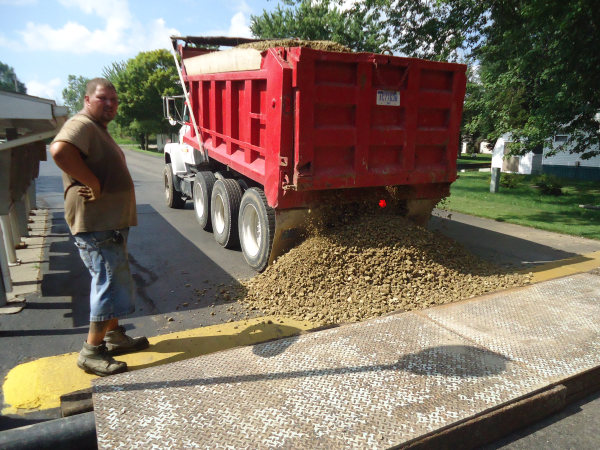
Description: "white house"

(461, 140), (493, 154)
(491, 133), (600, 180)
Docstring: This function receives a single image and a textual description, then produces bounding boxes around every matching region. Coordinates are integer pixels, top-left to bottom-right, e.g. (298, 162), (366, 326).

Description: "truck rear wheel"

(211, 179), (242, 248)
(239, 188), (275, 272)
(164, 163), (185, 209)
(194, 172), (216, 230)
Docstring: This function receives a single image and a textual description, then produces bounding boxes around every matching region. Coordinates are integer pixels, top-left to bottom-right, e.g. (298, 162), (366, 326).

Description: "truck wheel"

(164, 163), (185, 209)
(194, 172), (216, 230)
(211, 179), (242, 248)
(239, 188), (275, 272)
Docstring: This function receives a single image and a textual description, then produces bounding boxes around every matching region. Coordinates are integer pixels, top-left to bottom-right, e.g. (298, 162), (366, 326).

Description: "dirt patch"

(237, 39), (353, 53)
(239, 215), (529, 325)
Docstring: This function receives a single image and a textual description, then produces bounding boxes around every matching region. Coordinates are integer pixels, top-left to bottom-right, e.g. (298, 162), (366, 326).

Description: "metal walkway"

(93, 273), (600, 449)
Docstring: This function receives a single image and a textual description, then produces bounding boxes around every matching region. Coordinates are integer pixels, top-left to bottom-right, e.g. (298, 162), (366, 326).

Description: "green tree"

(0, 61), (27, 94)
(352, 0), (600, 159)
(102, 61), (127, 84)
(250, 0), (388, 53)
(61, 75), (90, 115)
(106, 49), (180, 149)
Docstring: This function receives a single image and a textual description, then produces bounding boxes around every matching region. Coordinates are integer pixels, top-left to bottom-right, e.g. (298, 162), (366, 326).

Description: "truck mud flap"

(268, 209), (314, 265)
(405, 198), (441, 227)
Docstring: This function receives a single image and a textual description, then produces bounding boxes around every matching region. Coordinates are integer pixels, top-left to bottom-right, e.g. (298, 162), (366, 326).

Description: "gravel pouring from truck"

(163, 36), (467, 271)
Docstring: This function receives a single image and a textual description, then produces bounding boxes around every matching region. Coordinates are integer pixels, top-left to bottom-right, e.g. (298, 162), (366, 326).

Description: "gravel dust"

(240, 215), (529, 325)
(237, 39), (352, 53)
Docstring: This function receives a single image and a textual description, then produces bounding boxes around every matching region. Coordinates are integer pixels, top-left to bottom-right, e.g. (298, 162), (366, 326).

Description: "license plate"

(376, 90), (400, 106)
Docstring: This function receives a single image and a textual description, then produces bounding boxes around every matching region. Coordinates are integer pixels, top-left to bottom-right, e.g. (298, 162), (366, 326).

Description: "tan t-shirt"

(52, 111), (137, 234)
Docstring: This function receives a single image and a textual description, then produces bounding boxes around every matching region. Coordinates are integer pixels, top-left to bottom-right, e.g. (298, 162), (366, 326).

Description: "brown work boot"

(104, 325), (149, 355)
(77, 341), (127, 376)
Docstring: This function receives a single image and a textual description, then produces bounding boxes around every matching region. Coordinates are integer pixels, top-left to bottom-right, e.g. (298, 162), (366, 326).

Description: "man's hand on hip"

(77, 183), (102, 201)
(50, 141), (102, 200)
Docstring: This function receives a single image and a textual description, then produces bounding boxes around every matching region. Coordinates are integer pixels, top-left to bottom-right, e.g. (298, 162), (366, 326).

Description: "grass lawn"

(443, 171), (600, 240)
(121, 145), (163, 157)
(112, 136), (137, 146)
(457, 153), (492, 165)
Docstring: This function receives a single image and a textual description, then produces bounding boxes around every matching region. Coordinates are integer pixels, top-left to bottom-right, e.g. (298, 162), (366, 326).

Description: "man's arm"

(50, 141), (102, 200)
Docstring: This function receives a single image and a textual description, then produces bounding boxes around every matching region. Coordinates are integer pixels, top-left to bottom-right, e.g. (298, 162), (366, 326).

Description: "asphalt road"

(1, 147), (599, 448)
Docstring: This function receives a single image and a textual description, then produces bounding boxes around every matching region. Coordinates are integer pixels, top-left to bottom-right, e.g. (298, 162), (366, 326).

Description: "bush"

(533, 174), (564, 196)
(500, 172), (524, 189)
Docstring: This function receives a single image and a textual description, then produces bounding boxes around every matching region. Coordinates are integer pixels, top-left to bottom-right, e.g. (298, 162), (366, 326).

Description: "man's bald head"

(84, 78), (118, 126)
(86, 78), (116, 96)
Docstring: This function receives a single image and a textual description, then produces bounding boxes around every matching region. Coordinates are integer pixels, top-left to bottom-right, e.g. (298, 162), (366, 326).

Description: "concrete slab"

(6, 209), (48, 303)
(91, 273), (600, 450)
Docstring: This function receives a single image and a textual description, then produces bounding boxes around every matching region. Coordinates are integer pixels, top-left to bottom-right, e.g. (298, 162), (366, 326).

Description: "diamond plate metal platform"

(93, 274), (600, 449)
(423, 273), (600, 384)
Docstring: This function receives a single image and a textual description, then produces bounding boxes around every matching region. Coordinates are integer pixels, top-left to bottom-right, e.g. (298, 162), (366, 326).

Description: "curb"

(397, 360), (600, 449)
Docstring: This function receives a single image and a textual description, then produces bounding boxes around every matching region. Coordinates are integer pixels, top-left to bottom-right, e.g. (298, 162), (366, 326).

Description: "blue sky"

(0, 0), (276, 102)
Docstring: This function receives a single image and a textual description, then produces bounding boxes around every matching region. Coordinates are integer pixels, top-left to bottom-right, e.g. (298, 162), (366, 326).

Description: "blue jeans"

(74, 228), (135, 322)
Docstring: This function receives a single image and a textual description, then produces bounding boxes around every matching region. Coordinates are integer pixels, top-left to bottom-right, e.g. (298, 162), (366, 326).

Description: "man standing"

(50, 78), (148, 376)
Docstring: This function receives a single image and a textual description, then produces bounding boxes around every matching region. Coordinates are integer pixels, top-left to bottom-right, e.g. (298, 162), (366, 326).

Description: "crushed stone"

(239, 215), (528, 325)
(237, 39), (352, 53)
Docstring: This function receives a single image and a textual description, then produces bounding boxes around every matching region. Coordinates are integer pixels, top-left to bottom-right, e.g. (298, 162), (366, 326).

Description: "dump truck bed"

(179, 46), (467, 210)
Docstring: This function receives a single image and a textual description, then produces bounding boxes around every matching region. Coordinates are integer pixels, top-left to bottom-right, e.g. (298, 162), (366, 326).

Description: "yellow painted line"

(2, 317), (315, 415)
(526, 250), (600, 282)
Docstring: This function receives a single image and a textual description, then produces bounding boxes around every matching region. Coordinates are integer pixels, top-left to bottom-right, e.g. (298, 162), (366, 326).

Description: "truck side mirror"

(163, 97), (178, 126)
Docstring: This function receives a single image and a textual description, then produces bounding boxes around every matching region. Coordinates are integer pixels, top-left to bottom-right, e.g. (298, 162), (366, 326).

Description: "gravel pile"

(241, 215), (529, 325)
(237, 39), (352, 53)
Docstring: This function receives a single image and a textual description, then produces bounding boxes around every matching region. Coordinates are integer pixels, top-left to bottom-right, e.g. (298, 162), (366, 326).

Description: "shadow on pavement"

(127, 323), (302, 372)
(429, 215), (580, 268)
(95, 344), (511, 394)
(38, 205), (246, 329)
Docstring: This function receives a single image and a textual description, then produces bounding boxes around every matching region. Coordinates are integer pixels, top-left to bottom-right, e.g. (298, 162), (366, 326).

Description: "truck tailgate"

(288, 48), (467, 191)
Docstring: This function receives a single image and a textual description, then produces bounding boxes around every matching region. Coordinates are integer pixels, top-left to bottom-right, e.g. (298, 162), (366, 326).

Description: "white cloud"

(232, 0), (253, 15)
(207, 1), (253, 39)
(228, 12), (252, 38)
(7, 0), (179, 55)
(26, 78), (61, 100)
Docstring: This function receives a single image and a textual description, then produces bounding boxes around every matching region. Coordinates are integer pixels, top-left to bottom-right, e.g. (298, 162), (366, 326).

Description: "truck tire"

(164, 163), (185, 209)
(194, 172), (216, 230)
(239, 188), (275, 272)
(211, 179), (242, 248)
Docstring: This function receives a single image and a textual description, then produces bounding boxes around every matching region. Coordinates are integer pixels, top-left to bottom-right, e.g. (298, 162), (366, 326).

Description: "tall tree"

(106, 49), (180, 149)
(250, 0), (388, 53)
(102, 61), (127, 85)
(0, 61), (27, 94)
(352, 0), (600, 159)
(62, 75), (90, 115)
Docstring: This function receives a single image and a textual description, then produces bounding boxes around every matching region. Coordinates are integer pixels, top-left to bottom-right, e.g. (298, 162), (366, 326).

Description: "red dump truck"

(163, 36), (467, 271)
